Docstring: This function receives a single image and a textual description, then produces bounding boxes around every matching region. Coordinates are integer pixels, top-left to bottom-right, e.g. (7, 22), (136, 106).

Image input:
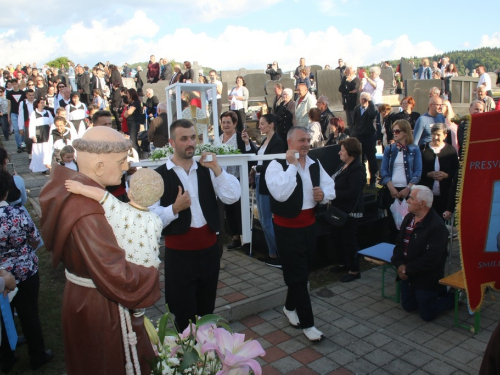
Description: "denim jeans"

(10, 113), (23, 147)
(401, 279), (454, 322)
(255, 174), (277, 257)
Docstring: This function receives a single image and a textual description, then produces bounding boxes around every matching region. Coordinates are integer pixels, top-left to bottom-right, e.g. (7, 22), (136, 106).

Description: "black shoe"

(30, 349), (53, 370)
(330, 265), (347, 273)
(17, 147), (23, 153)
(0, 357), (17, 373)
(340, 272), (361, 283)
(226, 240), (242, 250)
(264, 257), (282, 268)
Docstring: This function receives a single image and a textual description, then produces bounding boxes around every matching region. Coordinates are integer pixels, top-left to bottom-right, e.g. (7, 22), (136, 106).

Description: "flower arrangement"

(145, 308), (265, 375)
(150, 144), (241, 161)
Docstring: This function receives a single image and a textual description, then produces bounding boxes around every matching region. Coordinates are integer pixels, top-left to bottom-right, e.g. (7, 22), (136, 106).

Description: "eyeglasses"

(393, 129), (404, 134)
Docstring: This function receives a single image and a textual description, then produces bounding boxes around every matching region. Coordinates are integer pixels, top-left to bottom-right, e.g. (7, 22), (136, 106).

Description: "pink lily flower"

(201, 328), (265, 375)
(196, 324), (217, 345)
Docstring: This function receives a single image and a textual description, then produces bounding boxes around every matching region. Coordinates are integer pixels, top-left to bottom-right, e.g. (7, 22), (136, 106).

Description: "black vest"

(34, 111), (51, 143)
(270, 158), (320, 218)
(155, 162), (219, 236)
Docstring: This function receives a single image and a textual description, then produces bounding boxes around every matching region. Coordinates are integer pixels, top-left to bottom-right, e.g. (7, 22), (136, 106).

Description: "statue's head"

(73, 127), (132, 187)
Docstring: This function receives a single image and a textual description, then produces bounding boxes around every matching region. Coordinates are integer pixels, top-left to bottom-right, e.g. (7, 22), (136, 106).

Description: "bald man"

(413, 96), (446, 145)
(40, 127), (160, 375)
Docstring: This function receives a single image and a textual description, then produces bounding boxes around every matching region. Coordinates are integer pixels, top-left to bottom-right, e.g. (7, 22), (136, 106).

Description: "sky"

(1, 0), (499, 73)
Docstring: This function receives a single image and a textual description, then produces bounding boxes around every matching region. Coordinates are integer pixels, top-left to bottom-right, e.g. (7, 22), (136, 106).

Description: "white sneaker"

(303, 326), (325, 342)
(283, 307), (300, 328)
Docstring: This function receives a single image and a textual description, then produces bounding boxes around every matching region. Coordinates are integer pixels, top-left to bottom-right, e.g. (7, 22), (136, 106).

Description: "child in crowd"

(85, 104), (99, 128)
(47, 115), (77, 165)
(65, 168), (164, 268)
(59, 145), (78, 171)
(92, 89), (105, 110)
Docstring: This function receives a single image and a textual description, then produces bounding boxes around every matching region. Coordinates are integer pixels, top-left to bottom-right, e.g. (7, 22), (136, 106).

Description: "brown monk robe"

(40, 127), (160, 375)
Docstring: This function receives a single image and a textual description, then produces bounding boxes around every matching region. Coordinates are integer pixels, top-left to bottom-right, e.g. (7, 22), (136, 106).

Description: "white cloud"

(0, 13), (442, 72)
(479, 32), (500, 47)
(62, 10), (159, 57)
(0, 28), (59, 65)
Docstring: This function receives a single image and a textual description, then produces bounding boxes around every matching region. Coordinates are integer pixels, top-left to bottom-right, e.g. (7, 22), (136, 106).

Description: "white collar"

(166, 156), (197, 173)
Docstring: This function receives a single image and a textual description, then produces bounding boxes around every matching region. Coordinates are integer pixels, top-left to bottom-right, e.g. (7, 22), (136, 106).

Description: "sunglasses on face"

(393, 129), (403, 134)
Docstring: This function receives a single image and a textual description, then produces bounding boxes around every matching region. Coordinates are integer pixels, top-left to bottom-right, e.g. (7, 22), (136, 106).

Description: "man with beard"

(149, 119), (240, 331)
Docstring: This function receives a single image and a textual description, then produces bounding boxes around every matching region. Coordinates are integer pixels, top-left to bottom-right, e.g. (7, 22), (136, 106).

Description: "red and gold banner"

(458, 110), (500, 312)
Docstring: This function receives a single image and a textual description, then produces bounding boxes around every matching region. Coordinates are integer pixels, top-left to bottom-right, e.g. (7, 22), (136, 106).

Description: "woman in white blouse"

(228, 76), (249, 132)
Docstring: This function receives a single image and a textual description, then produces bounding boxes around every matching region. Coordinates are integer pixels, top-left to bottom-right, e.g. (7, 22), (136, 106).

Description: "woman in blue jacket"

(380, 119), (422, 242)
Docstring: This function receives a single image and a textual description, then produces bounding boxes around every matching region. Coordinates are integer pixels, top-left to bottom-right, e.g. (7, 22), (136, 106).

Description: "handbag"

(323, 204), (349, 227)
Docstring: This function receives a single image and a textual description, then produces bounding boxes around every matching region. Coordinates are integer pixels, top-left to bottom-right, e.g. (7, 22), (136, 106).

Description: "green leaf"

(195, 314), (229, 328)
(158, 313), (170, 343)
(178, 349), (200, 372)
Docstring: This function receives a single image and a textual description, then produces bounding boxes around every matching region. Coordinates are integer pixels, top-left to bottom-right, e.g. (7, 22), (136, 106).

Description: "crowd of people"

(0, 55), (499, 374)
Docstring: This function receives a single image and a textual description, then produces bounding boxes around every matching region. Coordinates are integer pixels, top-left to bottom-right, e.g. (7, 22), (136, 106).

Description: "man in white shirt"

(295, 83), (317, 127)
(18, 89), (36, 157)
(362, 66), (384, 105)
(266, 126), (335, 342)
(149, 119), (241, 331)
(477, 65), (493, 98)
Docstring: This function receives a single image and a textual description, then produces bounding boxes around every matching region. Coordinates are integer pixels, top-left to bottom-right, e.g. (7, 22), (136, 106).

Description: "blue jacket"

(380, 143), (422, 186)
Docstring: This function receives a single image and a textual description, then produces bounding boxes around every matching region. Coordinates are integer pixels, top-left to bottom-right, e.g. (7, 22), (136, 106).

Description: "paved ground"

(3, 134), (498, 375)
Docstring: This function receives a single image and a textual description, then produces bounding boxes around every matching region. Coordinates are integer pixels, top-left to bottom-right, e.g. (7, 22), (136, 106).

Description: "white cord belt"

(65, 270), (141, 374)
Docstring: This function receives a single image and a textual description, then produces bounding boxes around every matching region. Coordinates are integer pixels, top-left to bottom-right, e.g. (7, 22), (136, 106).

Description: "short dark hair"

(220, 110), (238, 125)
(25, 89), (35, 94)
(308, 108), (321, 122)
(54, 116), (66, 124)
(170, 119), (194, 139)
(340, 137), (362, 159)
(261, 114), (276, 129)
(92, 110), (112, 124)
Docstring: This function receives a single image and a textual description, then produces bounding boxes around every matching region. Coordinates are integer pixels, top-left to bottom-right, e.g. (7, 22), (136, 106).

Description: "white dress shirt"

(266, 156), (335, 208)
(149, 157), (241, 228)
(478, 73), (492, 91)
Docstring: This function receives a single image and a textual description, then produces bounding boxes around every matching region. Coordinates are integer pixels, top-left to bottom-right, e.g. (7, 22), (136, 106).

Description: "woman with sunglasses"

(380, 119), (422, 243)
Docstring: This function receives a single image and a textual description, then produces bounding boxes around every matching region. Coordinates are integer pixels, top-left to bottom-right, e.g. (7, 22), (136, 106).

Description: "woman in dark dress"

(420, 123), (459, 217)
(250, 114), (284, 266)
(123, 88), (144, 155)
(219, 111), (256, 250)
(329, 138), (366, 282)
(275, 88), (296, 148)
(338, 67), (360, 128)
(392, 96), (420, 130)
(325, 117), (348, 146)
(182, 61), (195, 83)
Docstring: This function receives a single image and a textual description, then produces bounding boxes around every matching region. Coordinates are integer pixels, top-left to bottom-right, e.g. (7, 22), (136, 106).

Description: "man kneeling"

(391, 185), (454, 321)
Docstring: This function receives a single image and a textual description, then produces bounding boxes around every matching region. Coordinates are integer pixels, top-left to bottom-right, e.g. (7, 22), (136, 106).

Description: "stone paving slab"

(3, 134), (498, 375)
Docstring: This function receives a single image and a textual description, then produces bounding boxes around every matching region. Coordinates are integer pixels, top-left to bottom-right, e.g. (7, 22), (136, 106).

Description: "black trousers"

(111, 108), (121, 131)
(127, 118), (140, 155)
(358, 134), (378, 185)
(224, 199), (242, 237)
(382, 186), (406, 244)
(274, 222), (316, 329)
(0, 272), (46, 365)
(330, 216), (359, 272)
(164, 244), (220, 331)
(23, 123), (33, 154)
(234, 109), (245, 132)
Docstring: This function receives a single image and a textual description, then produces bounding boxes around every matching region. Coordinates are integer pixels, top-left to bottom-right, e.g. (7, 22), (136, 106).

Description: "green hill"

(378, 47), (500, 75)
